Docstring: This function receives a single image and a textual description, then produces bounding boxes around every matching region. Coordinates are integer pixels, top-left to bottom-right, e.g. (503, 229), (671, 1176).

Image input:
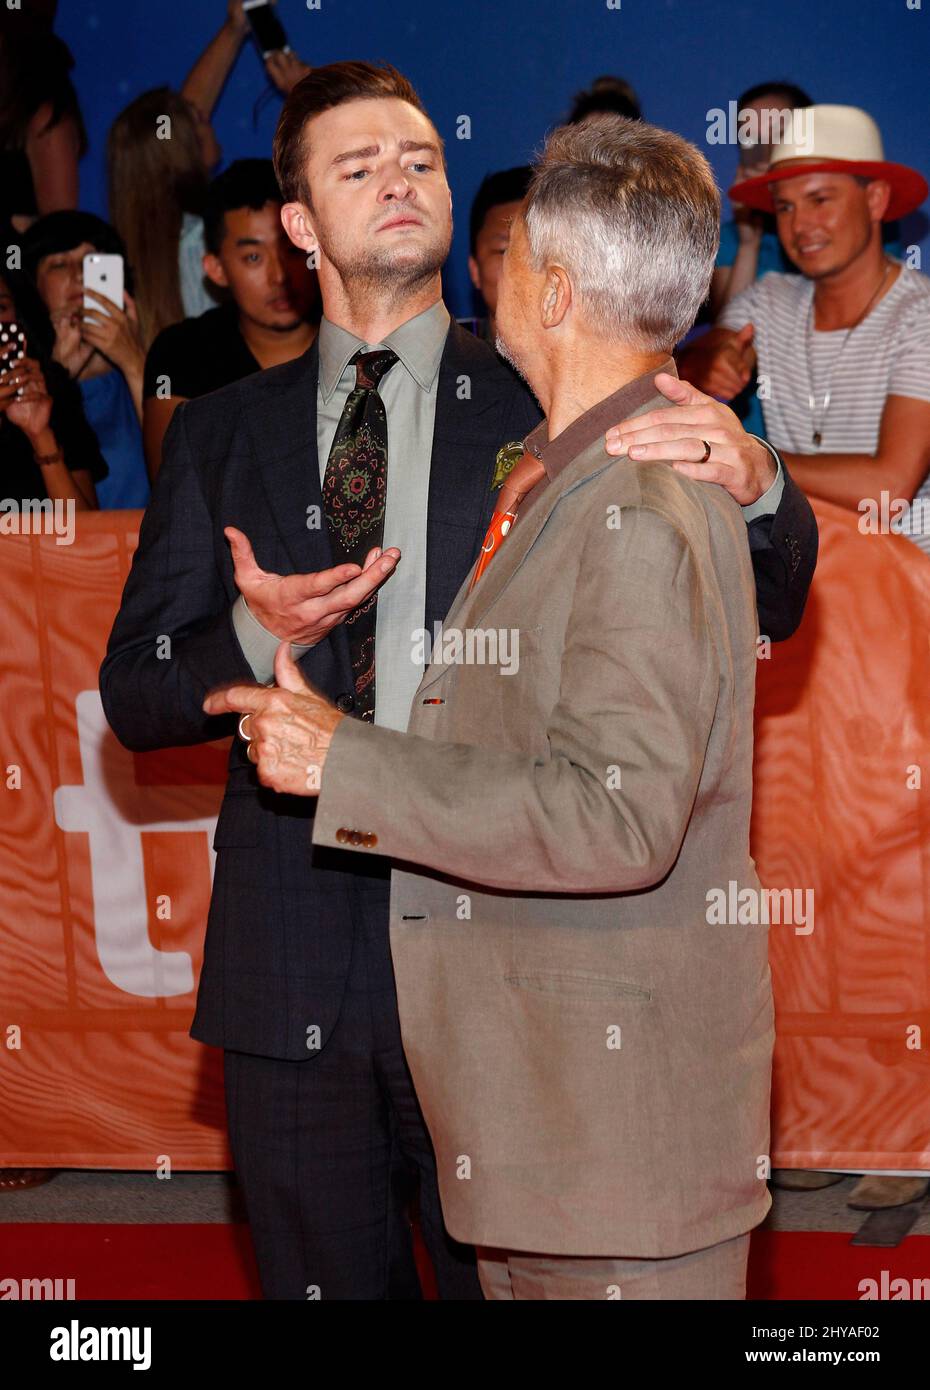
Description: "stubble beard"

(321, 222), (452, 305)
(495, 329), (530, 386)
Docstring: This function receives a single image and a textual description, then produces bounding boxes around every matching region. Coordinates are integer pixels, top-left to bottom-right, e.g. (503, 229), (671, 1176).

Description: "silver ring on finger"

(699, 439), (712, 463)
(238, 713), (253, 742)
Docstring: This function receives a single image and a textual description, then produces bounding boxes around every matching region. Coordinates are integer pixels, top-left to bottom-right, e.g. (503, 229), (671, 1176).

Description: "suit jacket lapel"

(416, 435), (630, 700)
(447, 384), (671, 638)
(424, 322), (520, 633)
(243, 339), (330, 572)
(241, 338), (353, 685)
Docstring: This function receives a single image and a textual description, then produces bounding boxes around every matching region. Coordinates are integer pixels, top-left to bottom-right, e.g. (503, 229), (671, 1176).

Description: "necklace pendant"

(812, 430), (822, 447)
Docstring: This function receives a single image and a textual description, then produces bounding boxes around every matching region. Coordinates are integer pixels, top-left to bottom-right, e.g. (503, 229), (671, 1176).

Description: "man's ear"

(281, 201), (319, 258)
(541, 265), (571, 328)
(865, 179), (892, 225)
(203, 253), (229, 290)
(467, 254), (481, 293)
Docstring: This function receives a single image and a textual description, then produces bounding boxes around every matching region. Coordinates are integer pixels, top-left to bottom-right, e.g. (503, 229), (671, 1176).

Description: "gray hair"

(523, 116), (720, 351)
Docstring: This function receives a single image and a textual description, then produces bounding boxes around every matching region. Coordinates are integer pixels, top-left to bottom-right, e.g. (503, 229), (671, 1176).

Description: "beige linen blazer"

(313, 376), (775, 1258)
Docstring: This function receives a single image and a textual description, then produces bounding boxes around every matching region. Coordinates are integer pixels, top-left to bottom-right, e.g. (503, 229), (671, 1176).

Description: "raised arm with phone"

(0, 270), (102, 509)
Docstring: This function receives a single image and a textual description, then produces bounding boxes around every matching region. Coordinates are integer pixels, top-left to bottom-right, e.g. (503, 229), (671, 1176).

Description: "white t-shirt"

(719, 265), (930, 552)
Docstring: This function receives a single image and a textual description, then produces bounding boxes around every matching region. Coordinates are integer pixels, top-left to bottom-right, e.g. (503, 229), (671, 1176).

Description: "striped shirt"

(719, 265), (930, 554)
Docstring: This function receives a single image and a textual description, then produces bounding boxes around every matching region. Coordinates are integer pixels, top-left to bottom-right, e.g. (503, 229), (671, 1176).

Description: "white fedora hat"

(729, 104), (927, 220)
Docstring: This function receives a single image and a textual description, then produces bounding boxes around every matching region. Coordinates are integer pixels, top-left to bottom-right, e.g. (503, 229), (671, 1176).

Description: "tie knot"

(498, 451), (547, 512)
(354, 349), (398, 390)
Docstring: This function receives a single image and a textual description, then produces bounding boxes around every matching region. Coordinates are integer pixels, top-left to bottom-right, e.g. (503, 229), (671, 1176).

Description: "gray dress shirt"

(232, 298), (450, 732)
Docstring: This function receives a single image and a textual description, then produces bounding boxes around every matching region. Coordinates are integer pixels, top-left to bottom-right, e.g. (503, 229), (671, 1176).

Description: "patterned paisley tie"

(322, 348), (398, 722)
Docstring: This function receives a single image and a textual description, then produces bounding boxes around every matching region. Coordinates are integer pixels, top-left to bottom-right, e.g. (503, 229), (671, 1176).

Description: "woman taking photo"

(0, 249), (105, 511)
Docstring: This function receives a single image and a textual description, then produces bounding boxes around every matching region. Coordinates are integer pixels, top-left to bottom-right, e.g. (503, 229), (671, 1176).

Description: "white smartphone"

(83, 253), (124, 316)
(242, 0), (291, 58)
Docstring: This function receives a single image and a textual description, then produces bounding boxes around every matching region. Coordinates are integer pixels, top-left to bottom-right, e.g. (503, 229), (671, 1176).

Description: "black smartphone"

(242, 0), (290, 58)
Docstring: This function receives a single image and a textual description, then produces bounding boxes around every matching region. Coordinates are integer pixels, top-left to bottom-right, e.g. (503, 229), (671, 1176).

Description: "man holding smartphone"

(100, 61), (817, 1300)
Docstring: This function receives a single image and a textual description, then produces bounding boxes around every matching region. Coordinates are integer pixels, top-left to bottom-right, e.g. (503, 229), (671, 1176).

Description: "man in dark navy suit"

(100, 61), (817, 1301)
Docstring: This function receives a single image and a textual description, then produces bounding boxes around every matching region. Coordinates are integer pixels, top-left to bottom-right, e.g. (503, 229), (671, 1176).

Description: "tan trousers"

(476, 1231), (750, 1300)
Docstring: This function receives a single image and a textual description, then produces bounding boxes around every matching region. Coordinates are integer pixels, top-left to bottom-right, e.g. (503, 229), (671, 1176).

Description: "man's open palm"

(225, 526), (401, 647)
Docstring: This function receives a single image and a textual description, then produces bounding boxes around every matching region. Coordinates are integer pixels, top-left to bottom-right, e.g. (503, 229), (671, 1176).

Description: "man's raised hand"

(678, 322), (756, 401)
(225, 526), (400, 646)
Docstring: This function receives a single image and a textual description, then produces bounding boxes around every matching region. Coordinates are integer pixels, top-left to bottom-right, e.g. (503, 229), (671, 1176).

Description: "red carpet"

(747, 1230), (930, 1301)
(0, 1223), (263, 1300)
(2, 1224), (927, 1299)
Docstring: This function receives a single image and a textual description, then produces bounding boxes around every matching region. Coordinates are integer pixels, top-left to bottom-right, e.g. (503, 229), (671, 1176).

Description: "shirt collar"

(523, 356), (678, 482)
(318, 298), (450, 401)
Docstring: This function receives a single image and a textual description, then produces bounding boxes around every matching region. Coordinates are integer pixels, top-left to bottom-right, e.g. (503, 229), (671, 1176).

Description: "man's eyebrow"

(331, 144), (380, 166)
(330, 140), (441, 167)
(398, 140), (441, 158)
(232, 236), (266, 246)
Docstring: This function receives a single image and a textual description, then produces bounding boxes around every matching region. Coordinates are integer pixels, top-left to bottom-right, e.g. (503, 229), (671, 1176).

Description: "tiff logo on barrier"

(53, 691), (222, 998)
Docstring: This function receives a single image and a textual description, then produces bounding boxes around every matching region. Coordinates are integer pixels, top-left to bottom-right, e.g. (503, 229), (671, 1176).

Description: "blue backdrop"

(59, 0), (929, 318)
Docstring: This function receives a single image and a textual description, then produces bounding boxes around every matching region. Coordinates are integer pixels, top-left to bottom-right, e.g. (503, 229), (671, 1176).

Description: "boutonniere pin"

(492, 441), (525, 490)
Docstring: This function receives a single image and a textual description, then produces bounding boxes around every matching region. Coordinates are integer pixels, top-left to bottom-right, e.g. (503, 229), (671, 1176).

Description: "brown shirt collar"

(523, 356), (678, 482)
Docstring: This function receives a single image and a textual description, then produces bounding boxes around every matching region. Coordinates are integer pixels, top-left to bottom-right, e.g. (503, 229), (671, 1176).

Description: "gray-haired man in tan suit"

(206, 115), (776, 1300)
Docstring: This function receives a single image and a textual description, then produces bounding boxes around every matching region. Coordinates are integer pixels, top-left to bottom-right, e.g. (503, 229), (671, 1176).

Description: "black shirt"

(0, 148), (38, 223)
(143, 302), (260, 401)
(1, 359), (107, 502)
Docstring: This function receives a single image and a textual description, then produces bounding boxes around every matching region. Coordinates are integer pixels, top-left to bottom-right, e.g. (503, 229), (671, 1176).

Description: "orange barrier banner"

(0, 513), (230, 1168)
(754, 498), (930, 1171)
(2, 504), (928, 1171)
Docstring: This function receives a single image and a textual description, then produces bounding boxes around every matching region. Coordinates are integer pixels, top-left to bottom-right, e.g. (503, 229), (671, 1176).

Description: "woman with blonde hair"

(107, 86), (214, 353)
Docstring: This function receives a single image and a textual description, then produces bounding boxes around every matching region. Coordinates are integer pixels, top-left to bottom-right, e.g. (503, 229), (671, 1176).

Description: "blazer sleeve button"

(335, 828), (349, 844)
(363, 832), (378, 848)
